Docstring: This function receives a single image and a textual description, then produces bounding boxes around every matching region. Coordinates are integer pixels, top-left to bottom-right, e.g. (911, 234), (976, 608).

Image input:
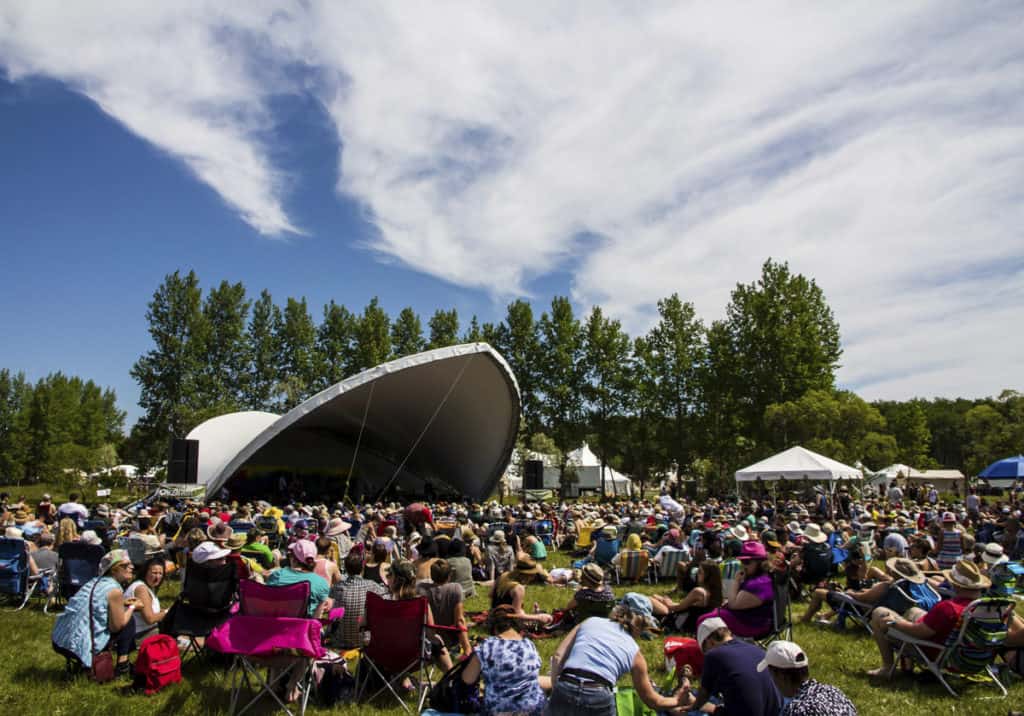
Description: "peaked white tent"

(553, 443), (633, 497)
(735, 446), (862, 490)
(866, 463), (922, 489)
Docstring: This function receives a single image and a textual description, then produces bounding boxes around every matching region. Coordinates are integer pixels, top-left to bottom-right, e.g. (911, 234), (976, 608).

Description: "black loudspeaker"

(168, 438), (199, 484)
(524, 460), (544, 490)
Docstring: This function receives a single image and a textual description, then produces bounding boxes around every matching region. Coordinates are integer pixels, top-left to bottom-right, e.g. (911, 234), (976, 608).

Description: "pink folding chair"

(208, 580), (322, 716)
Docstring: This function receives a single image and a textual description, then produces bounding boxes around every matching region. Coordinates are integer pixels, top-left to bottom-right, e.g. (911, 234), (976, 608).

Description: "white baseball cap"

(757, 640), (809, 671)
(696, 617), (728, 652)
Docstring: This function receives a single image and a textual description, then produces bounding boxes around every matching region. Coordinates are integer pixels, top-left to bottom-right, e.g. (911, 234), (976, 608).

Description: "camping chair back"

(768, 568), (793, 642)
(239, 579), (310, 618)
(180, 560), (239, 613)
(121, 536), (150, 567)
(513, 520), (531, 536)
(228, 520), (253, 535)
(254, 515), (279, 534)
(0, 538), (28, 597)
(617, 550), (649, 583)
(987, 563), (1019, 597)
(940, 598), (1014, 675)
(535, 520), (554, 546)
(654, 548), (686, 581)
(363, 592), (428, 674)
(57, 542), (104, 600)
(801, 542), (832, 584)
(593, 538), (620, 567)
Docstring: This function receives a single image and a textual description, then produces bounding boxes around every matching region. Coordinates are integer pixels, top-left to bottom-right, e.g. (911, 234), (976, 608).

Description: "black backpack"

(429, 657), (483, 714)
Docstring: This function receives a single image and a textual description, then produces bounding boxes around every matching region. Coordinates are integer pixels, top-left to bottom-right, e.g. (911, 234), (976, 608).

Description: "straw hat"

(982, 543), (1008, 566)
(325, 517), (352, 537)
(580, 563), (604, 589)
(489, 530), (507, 545)
(728, 524), (750, 542)
(803, 524), (828, 544)
(786, 521), (803, 536)
(885, 557), (925, 584)
(942, 559), (991, 590)
(514, 556), (543, 575)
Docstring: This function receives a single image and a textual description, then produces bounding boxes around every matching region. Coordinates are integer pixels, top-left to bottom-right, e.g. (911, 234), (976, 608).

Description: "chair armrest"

(426, 623), (468, 633)
(886, 630), (944, 650)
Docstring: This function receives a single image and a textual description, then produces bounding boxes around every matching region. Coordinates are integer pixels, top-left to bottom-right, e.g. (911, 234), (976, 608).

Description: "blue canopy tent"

(979, 455), (1024, 488)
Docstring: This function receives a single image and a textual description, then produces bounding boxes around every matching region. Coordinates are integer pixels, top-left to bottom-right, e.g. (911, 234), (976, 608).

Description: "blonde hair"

(608, 604), (654, 638)
(624, 533), (643, 551)
(55, 517), (77, 547)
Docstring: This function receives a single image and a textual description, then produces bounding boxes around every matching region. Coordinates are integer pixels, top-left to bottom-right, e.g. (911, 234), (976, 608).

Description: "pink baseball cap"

(289, 539), (317, 565)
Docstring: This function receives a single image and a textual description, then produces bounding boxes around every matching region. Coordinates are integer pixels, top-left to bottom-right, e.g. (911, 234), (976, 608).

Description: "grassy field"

(0, 550), (1020, 715)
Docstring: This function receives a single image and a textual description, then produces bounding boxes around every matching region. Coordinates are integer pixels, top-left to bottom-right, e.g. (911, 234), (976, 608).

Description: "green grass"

(0, 483), (139, 506)
(0, 550), (1020, 715)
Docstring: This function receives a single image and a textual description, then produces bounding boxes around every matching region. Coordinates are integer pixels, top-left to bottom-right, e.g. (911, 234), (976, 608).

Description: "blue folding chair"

(56, 541), (105, 604)
(535, 520), (555, 547)
(0, 537), (48, 610)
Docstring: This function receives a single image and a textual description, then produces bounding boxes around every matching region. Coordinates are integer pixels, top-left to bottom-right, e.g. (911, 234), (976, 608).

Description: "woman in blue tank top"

(546, 594), (688, 715)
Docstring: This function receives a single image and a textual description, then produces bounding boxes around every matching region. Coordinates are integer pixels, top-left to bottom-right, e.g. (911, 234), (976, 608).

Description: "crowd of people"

(2, 482), (1024, 714)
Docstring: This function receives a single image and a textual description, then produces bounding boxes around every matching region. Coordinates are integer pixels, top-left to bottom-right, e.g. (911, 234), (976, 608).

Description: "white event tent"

(735, 446), (863, 492)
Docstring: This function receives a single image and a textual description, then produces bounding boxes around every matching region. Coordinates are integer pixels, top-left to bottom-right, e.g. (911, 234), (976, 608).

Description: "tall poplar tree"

(201, 280), (250, 409)
(317, 301), (357, 388)
(427, 309), (460, 349)
(582, 306), (632, 495)
(537, 296), (585, 494)
(244, 289), (280, 411)
(275, 297), (318, 410)
(351, 297), (392, 372)
(391, 307), (426, 358)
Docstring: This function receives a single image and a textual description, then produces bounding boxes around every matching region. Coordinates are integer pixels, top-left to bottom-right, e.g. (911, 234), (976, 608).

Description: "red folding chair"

(356, 593), (434, 713)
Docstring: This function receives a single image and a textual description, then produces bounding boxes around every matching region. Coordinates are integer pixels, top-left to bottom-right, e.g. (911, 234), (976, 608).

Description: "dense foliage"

(0, 370), (124, 485)
(3, 260), (1018, 490)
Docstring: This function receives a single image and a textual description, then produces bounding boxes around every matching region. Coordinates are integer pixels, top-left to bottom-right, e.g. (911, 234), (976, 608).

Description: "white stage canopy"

(186, 343), (520, 502)
(735, 446), (863, 485)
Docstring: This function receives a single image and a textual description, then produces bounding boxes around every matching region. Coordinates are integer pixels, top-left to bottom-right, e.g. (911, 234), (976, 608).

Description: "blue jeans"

(545, 678), (615, 716)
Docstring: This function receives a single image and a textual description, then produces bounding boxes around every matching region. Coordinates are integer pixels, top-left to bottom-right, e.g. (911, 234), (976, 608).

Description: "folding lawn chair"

(0, 537), (50, 610)
(649, 547), (687, 582)
(161, 560), (239, 659)
(121, 536), (151, 569)
(832, 578), (940, 636)
(356, 592), (434, 714)
(592, 537), (620, 568)
(613, 550), (650, 584)
(229, 520), (255, 535)
(886, 597), (1015, 697)
(535, 519), (554, 547)
(749, 569), (792, 647)
(209, 580), (323, 716)
(56, 541), (104, 606)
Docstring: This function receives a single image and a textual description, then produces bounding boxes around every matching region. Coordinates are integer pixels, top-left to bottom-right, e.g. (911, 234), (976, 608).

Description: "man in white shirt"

(56, 493), (89, 528)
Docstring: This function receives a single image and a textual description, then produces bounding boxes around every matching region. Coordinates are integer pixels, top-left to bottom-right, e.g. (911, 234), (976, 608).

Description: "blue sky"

(1, 3), (1022, 428)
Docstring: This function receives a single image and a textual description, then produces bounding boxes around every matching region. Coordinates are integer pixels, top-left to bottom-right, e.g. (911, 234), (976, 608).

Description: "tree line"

(120, 260), (1022, 494)
(0, 370), (125, 486)
(2, 259), (1018, 492)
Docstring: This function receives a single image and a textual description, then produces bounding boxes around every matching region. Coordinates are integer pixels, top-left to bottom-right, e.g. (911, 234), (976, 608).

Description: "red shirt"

(917, 596), (973, 656)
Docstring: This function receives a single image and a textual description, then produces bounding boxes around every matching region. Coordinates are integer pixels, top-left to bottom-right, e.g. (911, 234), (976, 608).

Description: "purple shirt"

(727, 573), (773, 635)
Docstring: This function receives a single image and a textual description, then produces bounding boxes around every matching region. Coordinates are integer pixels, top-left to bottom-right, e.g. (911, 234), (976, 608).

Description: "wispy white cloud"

(1, 1), (1022, 399)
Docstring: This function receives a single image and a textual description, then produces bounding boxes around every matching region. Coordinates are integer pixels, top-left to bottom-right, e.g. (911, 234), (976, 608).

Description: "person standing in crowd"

(51, 549), (139, 677)
(936, 511), (965, 569)
(57, 493), (89, 529)
(676, 616), (782, 715)
(758, 640), (857, 715)
(547, 594), (689, 715)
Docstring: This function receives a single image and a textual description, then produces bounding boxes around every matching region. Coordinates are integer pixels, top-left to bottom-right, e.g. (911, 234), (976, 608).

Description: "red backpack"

(133, 634), (182, 695)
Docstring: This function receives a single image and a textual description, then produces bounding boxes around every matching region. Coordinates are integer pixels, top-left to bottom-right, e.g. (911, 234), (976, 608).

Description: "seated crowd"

(1, 482), (1023, 713)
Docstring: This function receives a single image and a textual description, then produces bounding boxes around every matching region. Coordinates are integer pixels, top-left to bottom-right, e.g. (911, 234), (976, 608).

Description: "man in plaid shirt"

(329, 551), (389, 648)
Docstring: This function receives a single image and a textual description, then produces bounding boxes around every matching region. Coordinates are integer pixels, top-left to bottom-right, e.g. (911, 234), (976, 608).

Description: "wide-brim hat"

(943, 559), (991, 590)
(982, 543), (1008, 565)
(514, 557), (542, 575)
(601, 525), (618, 538)
(728, 525), (750, 542)
(489, 530), (507, 545)
(226, 533), (246, 550)
(580, 563), (604, 588)
(325, 517), (352, 536)
(803, 524), (828, 543)
(738, 541), (768, 561)
(786, 521), (803, 535)
(885, 556), (925, 584)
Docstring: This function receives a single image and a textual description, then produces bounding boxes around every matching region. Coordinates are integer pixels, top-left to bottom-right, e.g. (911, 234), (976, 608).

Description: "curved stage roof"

(186, 343), (520, 502)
